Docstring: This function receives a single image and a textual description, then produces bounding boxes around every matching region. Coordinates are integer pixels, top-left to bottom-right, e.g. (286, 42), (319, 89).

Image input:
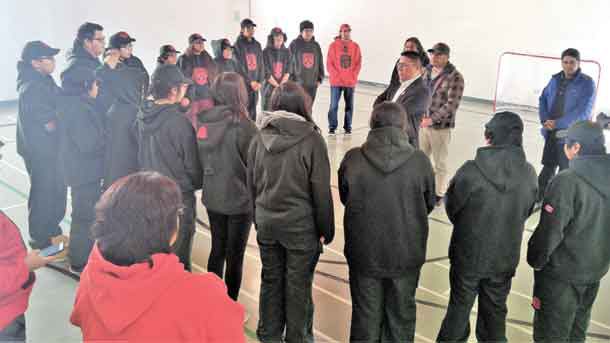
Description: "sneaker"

(344, 129), (352, 135)
(328, 129), (336, 136)
(69, 265), (83, 275)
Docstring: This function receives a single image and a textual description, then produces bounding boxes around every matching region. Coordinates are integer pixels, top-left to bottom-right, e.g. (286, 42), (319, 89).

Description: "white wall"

(0, 1), (241, 101)
(250, 0), (610, 110)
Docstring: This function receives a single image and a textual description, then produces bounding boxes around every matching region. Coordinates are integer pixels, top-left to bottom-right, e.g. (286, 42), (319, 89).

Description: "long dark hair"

(269, 81), (316, 125)
(71, 22), (103, 55)
(211, 72), (249, 121)
(91, 172), (183, 267)
(404, 37), (430, 66)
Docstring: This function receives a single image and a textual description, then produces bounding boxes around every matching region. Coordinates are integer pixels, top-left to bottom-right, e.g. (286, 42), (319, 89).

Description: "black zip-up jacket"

(16, 62), (61, 159)
(104, 67), (146, 188)
(528, 154), (610, 284)
(122, 55), (149, 90)
(446, 146), (537, 276)
(247, 111), (335, 244)
(233, 35), (265, 86)
(196, 105), (258, 215)
(57, 95), (106, 187)
(289, 36), (324, 87)
(339, 127), (435, 277)
(136, 101), (202, 193)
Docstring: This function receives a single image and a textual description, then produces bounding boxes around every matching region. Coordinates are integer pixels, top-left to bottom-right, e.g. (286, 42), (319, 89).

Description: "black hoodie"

(446, 146), (537, 276)
(16, 62), (62, 159)
(57, 95), (106, 187)
(196, 105), (258, 215)
(211, 39), (240, 74)
(247, 112), (335, 244)
(263, 44), (290, 90)
(289, 36), (324, 87)
(103, 67), (146, 188)
(339, 127), (436, 277)
(528, 154), (610, 283)
(136, 101), (202, 193)
(233, 34), (264, 86)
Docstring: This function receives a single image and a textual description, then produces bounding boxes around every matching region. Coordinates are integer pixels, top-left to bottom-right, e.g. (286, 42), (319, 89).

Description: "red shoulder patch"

(532, 296), (541, 310)
(197, 125), (208, 140)
(544, 204), (555, 214)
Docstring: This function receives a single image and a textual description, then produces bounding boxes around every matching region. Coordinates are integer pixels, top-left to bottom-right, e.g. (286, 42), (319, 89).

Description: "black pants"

(68, 181), (102, 270)
(256, 236), (321, 343)
(303, 85), (318, 104)
(437, 268), (512, 343)
(349, 269), (421, 343)
(173, 192), (196, 272)
(538, 133), (569, 201)
(0, 314), (25, 342)
(247, 89), (259, 121)
(261, 84), (276, 112)
(23, 155), (67, 249)
(207, 210), (252, 300)
(533, 274), (599, 342)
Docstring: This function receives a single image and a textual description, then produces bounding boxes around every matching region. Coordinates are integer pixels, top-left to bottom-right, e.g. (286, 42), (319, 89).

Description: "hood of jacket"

(137, 100), (179, 134)
(258, 110), (314, 153)
(570, 154), (610, 198)
(474, 145), (530, 192)
(361, 127), (416, 173)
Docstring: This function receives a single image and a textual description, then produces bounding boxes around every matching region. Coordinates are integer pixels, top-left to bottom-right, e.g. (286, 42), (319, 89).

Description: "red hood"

(76, 245), (189, 334)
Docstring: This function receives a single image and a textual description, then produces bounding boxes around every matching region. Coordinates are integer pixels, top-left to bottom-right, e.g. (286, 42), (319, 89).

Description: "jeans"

(207, 211), (252, 300)
(328, 86), (354, 131)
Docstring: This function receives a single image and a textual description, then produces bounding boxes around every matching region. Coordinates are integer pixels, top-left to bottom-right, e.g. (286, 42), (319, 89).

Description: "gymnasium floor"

(1, 84), (609, 342)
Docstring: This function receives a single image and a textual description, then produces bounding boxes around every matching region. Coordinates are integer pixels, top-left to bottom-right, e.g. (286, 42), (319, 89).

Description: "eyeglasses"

(397, 62), (417, 69)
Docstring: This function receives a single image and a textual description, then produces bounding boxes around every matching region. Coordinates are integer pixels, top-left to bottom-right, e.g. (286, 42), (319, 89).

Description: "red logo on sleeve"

(544, 204), (555, 214)
(532, 297), (541, 310)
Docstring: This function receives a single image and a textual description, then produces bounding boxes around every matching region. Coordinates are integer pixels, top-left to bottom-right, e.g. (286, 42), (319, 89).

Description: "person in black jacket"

(248, 82), (334, 343)
(436, 111), (538, 343)
(528, 121), (610, 342)
(339, 101), (435, 342)
(103, 66), (146, 188)
(196, 72), (258, 300)
(234, 19), (265, 121)
(178, 33), (218, 127)
(374, 51), (430, 148)
(212, 39), (240, 74)
(388, 37), (430, 88)
(137, 64), (202, 271)
(57, 68), (105, 272)
(16, 41), (67, 250)
(108, 31), (150, 90)
(262, 27), (290, 111)
(289, 20), (324, 103)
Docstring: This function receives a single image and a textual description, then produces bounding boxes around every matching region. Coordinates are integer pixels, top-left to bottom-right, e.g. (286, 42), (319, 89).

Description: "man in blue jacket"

(537, 48), (595, 201)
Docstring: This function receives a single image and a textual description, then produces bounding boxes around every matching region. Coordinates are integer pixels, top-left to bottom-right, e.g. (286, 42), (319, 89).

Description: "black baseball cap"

(189, 33), (206, 44)
(566, 121), (605, 146)
(241, 18), (257, 28)
(21, 41), (60, 62)
(152, 64), (192, 88)
(428, 42), (450, 55)
(109, 31), (136, 49)
(160, 44), (180, 55)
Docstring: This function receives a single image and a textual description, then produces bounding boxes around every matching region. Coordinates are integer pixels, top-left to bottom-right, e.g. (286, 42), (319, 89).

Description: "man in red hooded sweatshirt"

(326, 24), (362, 135)
(0, 210), (53, 341)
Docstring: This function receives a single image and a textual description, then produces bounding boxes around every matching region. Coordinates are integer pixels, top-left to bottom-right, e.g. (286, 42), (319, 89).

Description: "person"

(57, 68), (105, 273)
(537, 48), (595, 202)
(70, 172), (245, 342)
(527, 121), (610, 342)
(420, 42), (465, 205)
(61, 22), (110, 114)
(262, 27), (290, 111)
(0, 210), (54, 342)
(212, 39), (240, 74)
(389, 37), (430, 88)
(157, 44), (180, 66)
(326, 24), (362, 135)
(136, 64), (202, 271)
(289, 20), (324, 103)
(196, 72), (258, 301)
(248, 82), (335, 343)
(104, 65), (146, 188)
(374, 51), (429, 147)
(108, 31), (149, 89)
(177, 33), (218, 127)
(338, 102), (435, 342)
(234, 19), (264, 120)
(436, 111), (538, 342)
(15, 41), (67, 251)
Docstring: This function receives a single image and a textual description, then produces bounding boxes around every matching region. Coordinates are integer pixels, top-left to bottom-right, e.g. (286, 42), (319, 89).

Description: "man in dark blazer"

(375, 51), (430, 147)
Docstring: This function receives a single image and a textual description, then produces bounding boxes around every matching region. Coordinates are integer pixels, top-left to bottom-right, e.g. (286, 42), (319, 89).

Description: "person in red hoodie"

(326, 24), (362, 135)
(70, 171), (245, 342)
(0, 210), (54, 341)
